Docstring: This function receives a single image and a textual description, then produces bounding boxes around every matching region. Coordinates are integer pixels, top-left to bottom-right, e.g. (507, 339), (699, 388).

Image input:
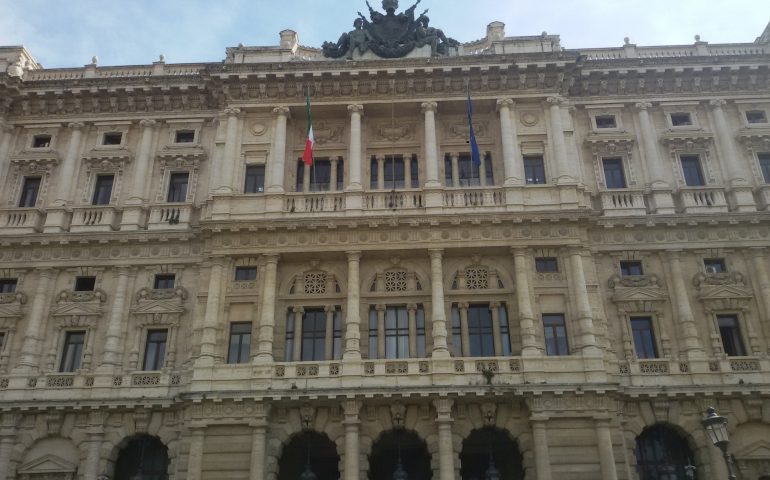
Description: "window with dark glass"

(670, 112), (692, 126)
(758, 153), (770, 184)
(602, 157), (627, 189)
(235, 267), (257, 281)
(153, 274), (175, 290)
(524, 155), (546, 184)
(102, 132), (123, 145)
(368, 308), (379, 359)
(143, 329), (168, 370)
(620, 260), (644, 276)
(296, 158), (341, 191)
(415, 306), (427, 358)
(227, 322), (252, 364)
(301, 308), (326, 361)
(91, 174), (114, 205)
(451, 306), (462, 357)
(704, 258), (726, 274)
(32, 134), (51, 148)
(635, 425), (697, 480)
(631, 317), (658, 359)
(535, 257), (558, 273)
(680, 155), (705, 186)
(595, 115), (617, 129)
(746, 110), (767, 124)
(60, 331), (85, 372)
(499, 304), (512, 356)
(0, 279), (17, 293)
(285, 311), (296, 362)
(74, 276), (96, 292)
(244, 165), (266, 193)
(18, 177), (41, 208)
(369, 155), (418, 189)
(466, 304), (495, 357)
(385, 306), (409, 359)
(543, 314), (569, 356)
(0, 332), (5, 352)
(174, 130), (195, 143)
(167, 172), (189, 202)
(717, 315), (746, 357)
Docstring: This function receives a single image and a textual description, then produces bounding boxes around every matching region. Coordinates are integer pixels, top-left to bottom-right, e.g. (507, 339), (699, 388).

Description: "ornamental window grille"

(384, 270), (408, 292)
(304, 272), (328, 294)
(464, 267), (489, 290)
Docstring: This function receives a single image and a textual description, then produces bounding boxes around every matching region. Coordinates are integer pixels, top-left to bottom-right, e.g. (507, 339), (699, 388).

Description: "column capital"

(433, 397), (454, 418)
(292, 305), (305, 314)
(511, 247), (531, 258)
(421, 101), (438, 113)
(324, 305), (336, 313)
(407, 302), (418, 311)
(458, 301), (469, 309)
(113, 266), (137, 277)
(207, 255), (229, 267)
(708, 98), (727, 109)
(261, 253), (280, 265)
(347, 104), (364, 115)
(346, 250), (362, 262)
(489, 300), (502, 309)
(748, 247), (768, 257)
(67, 121), (86, 130)
(35, 268), (57, 279)
(428, 248), (444, 260)
(375, 303), (387, 312)
(272, 106), (291, 118)
(496, 98), (515, 110)
(546, 95), (566, 106)
(222, 107), (242, 117)
(138, 119), (158, 128)
(634, 101), (653, 111)
(342, 398), (362, 418)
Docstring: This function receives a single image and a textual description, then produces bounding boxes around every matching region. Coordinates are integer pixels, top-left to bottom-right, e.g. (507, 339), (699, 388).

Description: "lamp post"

(702, 406), (736, 480)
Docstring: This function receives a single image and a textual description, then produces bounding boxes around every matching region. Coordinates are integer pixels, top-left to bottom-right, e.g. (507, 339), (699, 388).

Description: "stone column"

(512, 249), (540, 355)
(490, 301), (503, 355)
(376, 304), (386, 358)
(344, 251), (362, 360)
(459, 302), (470, 356)
(15, 269), (54, 371)
(635, 102), (676, 213)
(422, 102), (441, 188)
(0, 122), (14, 189)
(249, 404), (269, 480)
(404, 154), (413, 188)
(666, 251), (705, 358)
(567, 248), (600, 355)
(268, 106), (290, 193)
(342, 400), (361, 480)
(303, 163), (311, 192)
(596, 417), (619, 480)
(256, 254), (279, 362)
(199, 258), (225, 363)
(546, 96), (573, 183)
(408, 303), (418, 357)
(99, 267), (133, 370)
(479, 155), (488, 187)
(215, 107), (242, 194)
(324, 305), (335, 360)
(51, 122), (85, 205)
(187, 427), (205, 480)
(347, 104), (363, 191)
(434, 398), (456, 480)
(377, 155), (386, 190)
(531, 417), (553, 480)
(330, 157), (339, 192)
(429, 249), (450, 357)
(749, 249), (770, 346)
(497, 99), (523, 185)
(126, 119), (157, 203)
(291, 307), (304, 361)
(450, 153), (460, 187)
(0, 435), (13, 480)
(83, 431), (104, 480)
(709, 99), (745, 185)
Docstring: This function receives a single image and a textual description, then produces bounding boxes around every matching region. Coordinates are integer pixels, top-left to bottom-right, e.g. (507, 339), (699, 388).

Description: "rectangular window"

(444, 156), (453, 186)
(746, 110), (767, 124)
(32, 134), (51, 148)
(416, 305), (427, 358)
(467, 304), (495, 357)
(620, 260), (644, 276)
(704, 258), (726, 274)
(543, 314), (569, 356)
(167, 172), (189, 202)
(499, 304), (512, 356)
(143, 329), (168, 370)
(301, 308), (326, 361)
(670, 112), (692, 126)
(244, 165), (266, 193)
(384, 156), (406, 189)
(91, 174), (114, 205)
(227, 322), (252, 364)
(0, 279), (17, 293)
(717, 315), (746, 357)
(680, 155), (705, 186)
(385, 306), (409, 359)
(296, 159), (340, 192)
(602, 157), (627, 189)
(153, 274), (175, 290)
(285, 310), (296, 362)
(535, 257), (558, 273)
(102, 132), (123, 145)
(451, 305), (462, 357)
(0, 332), (5, 352)
(74, 276), (96, 292)
(174, 130), (195, 143)
(368, 308), (378, 359)
(332, 308), (343, 360)
(18, 177), (41, 208)
(59, 331), (85, 372)
(234, 267), (257, 281)
(456, 153), (493, 187)
(595, 115), (617, 129)
(630, 316), (658, 359)
(758, 153), (770, 184)
(524, 156), (546, 184)
(410, 155), (419, 188)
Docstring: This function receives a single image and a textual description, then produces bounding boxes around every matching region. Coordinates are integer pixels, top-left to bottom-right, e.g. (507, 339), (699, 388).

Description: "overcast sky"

(1, 0), (768, 68)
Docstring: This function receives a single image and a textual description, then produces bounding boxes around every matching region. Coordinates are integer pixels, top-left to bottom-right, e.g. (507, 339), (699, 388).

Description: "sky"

(0, 0), (768, 68)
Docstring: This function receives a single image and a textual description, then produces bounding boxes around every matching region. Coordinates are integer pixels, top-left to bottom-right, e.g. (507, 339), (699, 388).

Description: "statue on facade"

(321, 0), (459, 59)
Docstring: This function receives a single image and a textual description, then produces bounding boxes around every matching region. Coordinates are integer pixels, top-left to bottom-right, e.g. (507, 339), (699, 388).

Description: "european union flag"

(466, 88), (481, 166)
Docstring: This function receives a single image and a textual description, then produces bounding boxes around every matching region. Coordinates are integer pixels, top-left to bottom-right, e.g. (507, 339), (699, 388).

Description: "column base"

(345, 191), (363, 213)
(42, 208), (70, 233)
(120, 205), (146, 230)
(648, 188), (676, 214)
(504, 186), (524, 212)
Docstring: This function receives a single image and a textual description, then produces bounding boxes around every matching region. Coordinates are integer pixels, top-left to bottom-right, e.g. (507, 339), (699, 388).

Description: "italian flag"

(302, 91), (314, 166)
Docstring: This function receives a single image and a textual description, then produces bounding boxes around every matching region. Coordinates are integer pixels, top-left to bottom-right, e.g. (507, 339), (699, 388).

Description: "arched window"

(369, 429), (432, 480)
(635, 425), (696, 480)
(277, 431), (340, 480)
(114, 435), (168, 480)
(460, 426), (524, 480)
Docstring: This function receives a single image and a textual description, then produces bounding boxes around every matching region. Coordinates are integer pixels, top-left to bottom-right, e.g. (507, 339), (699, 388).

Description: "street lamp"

(702, 406), (736, 480)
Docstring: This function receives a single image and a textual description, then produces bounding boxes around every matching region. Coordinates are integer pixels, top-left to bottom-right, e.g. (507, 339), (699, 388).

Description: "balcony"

(148, 203), (194, 230)
(677, 187), (728, 214)
(364, 189), (424, 211)
(284, 192), (344, 214)
(0, 208), (44, 234)
(69, 206), (119, 232)
(756, 185), (770, 211)
(597, 190), (647, 216)
(442, 187), (505, 210)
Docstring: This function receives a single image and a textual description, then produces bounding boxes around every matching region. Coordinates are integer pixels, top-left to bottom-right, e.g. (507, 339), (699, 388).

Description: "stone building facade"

(1, 5), (770, 479)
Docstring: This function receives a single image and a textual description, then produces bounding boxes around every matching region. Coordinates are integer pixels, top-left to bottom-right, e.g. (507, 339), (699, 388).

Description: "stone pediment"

(737, 126), (770, 146)
(18, 453), (77, 474)
(9, 155), (59, 175)
(50, 301), (103, 318)
(132, 287), (187, 316)
(83, 147), (132, 164)
(608, 274), (667, 313)
(734, 440), (770, 459)
(156, 145), (207, 166)
(584, 133), (635, 154)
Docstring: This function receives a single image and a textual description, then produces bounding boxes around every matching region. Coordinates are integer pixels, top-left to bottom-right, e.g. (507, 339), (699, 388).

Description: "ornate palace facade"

(1, 4), (770, 479)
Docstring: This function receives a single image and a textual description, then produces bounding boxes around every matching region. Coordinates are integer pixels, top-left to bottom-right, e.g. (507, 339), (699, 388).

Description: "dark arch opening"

(635, 424), (697, 480)
(114, 435), (169, 480)
(460, 426), (524, 480)
(277, 430), (340, 480)
(369, 429), (432, 480)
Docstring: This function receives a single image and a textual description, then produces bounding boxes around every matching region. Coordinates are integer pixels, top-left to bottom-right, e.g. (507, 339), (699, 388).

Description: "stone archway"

(369, 429), (432, 480)
(113, 435), (169, 480)
(277, 430), (340, 480)
(635, 424), (697, 480)
(460, 426), (524, 480)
